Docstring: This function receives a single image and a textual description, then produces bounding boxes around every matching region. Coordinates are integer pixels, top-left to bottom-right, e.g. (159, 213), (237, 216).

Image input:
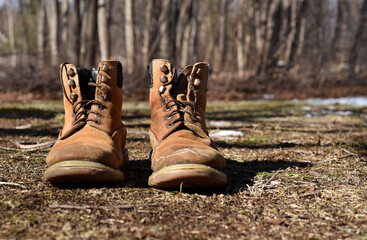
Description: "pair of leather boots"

(44, 59), (227, 188)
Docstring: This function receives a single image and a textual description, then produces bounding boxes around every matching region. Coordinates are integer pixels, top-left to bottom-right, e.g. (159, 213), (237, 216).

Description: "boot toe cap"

(46, 140), (122, 169)
(151, 144), (225, 172)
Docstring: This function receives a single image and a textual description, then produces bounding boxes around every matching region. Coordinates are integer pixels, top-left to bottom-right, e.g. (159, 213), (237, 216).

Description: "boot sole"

(148, 164), (227, 188)
(44, 160), (125, 184)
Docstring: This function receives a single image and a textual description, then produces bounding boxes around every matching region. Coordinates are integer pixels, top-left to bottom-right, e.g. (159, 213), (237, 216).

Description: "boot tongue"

(77, 68), (97, 100)
(170, 66), (191, 99)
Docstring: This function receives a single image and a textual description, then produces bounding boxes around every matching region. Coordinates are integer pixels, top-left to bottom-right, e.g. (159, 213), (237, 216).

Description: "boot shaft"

(59, 60), (123, 139)
(148, 59), (210, 142)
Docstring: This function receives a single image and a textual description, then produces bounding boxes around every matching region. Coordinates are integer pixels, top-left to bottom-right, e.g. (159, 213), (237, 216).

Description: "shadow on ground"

(0, 127), (59, 137)
(123, 158), (310, 196)
(48, 158), (309, 196)
(0, 108), (56, 119)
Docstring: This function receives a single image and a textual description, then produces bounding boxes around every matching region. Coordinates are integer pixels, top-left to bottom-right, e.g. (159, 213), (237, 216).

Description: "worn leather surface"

(46, 61), (127, 170)
(149, 59), (225, 172)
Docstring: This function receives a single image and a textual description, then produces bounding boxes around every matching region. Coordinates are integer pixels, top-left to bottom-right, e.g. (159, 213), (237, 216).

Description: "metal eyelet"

(160, 65), (169, 74)
(160, 75), (168, 83)
(101, 76), (109, 83)
(70, 92), (78, 101)
(102, 64), (109, 72)
(167, 123), (172, 128)
(94, 120), (101, 125)
(68, 79), (76, 88)
(67, 68), (76, 77)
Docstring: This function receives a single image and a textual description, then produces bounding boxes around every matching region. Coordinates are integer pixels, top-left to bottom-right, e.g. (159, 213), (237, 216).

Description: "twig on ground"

(14, 140), (56, 149)
(0, 181), (27, 189)
(179, 181), (183, 194)
(0, 140), (56, 152)
(0, 146), (20, 151)
(341, 148), (359, 157)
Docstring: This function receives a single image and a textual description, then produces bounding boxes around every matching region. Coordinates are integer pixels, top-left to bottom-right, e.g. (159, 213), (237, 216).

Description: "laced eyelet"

(165, 107), (171, 112)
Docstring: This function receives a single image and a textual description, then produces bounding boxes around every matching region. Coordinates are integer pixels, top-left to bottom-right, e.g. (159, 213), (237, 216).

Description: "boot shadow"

(49, 158), (310, 193)
(152, 158), (310, 195)
(124, 159), (152, 188)
(123, 158), (310, 195)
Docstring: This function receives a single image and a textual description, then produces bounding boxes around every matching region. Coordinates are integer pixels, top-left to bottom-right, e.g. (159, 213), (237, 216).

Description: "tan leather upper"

(149, 59), (225, 172)
(46, 61), (127, 169)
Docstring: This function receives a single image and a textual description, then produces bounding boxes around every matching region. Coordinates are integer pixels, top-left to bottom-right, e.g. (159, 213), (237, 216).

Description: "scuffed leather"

(46, 61), (127, 170)
(149, 59), (225, 172)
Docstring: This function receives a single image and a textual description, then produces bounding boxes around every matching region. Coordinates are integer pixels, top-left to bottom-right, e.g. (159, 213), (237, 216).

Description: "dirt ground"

(0, 100), (366, 239)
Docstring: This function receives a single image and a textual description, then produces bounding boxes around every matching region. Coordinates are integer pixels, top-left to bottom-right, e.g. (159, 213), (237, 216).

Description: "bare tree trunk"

(18, 0), (30, 64)
(332, 0), (344, 54)
(188, 1), (199, 62)
(71, 0), (81, 65)
(245, 1), (255, 70)
(349, 0), (367, 79)
(217, 0), (227, 67)
(235, 0), (245, 76)
(158, 0), (171, 58)
(47, 0), (59, 66)
(265, 0), (283, 70)
(124, 0), (135, 73)
(80, 0), (89, 65)
(142, 0), (153, 65)
(286, 0), (308, 70)
(179, 0), (193, 66)
(61, 0), (69, 56)
(85, 0), (98, 67)
(284, 0), (297, 65)
(175, 0), (192, 52)
(203, 1), (214, 62)
(6, 0), (16, 67)
(98, 0), (109, 60)
(37, 0), (46, 66)
(254, 0), (269, 73)
(258, 0), (281, 76)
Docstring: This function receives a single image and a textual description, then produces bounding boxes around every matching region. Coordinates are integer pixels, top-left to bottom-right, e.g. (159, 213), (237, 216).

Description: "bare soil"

(0, 100), (366, 239)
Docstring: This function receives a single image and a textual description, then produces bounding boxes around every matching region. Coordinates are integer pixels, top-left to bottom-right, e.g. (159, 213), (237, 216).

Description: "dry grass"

(0, 100), (366, 239)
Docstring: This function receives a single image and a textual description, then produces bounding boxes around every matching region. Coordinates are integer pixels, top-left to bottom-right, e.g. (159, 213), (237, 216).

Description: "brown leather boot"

(44, 60), (128, 183)
(147, 59), (227, 188)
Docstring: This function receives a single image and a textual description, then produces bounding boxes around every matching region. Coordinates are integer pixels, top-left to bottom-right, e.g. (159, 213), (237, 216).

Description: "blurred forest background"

(0, 0), (367, 101)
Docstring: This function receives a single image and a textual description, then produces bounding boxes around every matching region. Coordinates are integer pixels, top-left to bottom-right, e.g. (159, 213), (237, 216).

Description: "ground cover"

(0, 100), (366, 239)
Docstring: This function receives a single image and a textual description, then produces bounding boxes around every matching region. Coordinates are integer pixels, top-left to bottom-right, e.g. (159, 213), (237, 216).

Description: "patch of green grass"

(28, 157), (44, 162)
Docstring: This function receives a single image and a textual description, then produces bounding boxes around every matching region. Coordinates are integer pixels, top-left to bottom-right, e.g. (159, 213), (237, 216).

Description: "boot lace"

(158, 64), (201, 127)
(60, 63), (108, 126)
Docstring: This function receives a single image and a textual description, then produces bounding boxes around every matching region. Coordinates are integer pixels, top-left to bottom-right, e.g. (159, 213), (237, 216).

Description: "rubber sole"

(148, 164), (227, 188)
(44, 160), (125, 183)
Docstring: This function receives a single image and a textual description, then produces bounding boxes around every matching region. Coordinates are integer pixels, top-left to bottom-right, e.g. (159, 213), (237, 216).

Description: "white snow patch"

(293, 96), (367, 107)
(209, 130), (244, 139)
(304, 109), (354, 118)
(209, 121), (232, 127)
